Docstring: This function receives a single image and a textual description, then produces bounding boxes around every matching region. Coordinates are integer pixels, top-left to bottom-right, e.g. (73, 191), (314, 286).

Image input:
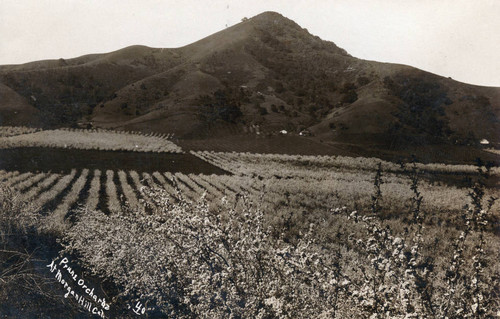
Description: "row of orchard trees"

(0, 126), (41, 137)
(0, 126), (175, 139)
(1, 159), (498, 317)
(193, 151), (500, 224)
(0, 168), (257, 225)
(1, 153), (497, 235)
(57, 127), (176, 139)
(193, 151), (500, 176)
(0, 128), (182, 153)
(62, 162), (499, 318)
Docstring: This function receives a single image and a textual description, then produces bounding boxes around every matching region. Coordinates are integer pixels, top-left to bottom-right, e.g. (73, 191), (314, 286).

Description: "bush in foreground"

(62, 165), (499, 318)
(0, 185), (88, 318)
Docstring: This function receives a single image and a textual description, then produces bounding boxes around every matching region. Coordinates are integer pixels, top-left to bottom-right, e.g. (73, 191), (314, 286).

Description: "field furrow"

(197, 174), (230, 195)
(0, 170), (19, 183)
(84, 170), (101, 212)
(52, 169), (90, 222)
(210, 176), (245, 196)
(129, 170), (156, 211)
(111, 170), (128, 209)
(189, 174), (224, 199)
(150, 172), (177, 201)
(141, 172), (176, 206)
(165, 172), (197, 202)
(24, 174), (61, 202)
(118, 170), (139, 210)
(105, 170), (121, 214)
(14, 172), (47, 192)
(3, 172), (33, 188)
(175, 173), (206, 199)
(34, 169), (78, 210)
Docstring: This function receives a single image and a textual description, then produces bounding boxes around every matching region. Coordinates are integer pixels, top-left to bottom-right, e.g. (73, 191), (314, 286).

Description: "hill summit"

(0, 11), (499, 162)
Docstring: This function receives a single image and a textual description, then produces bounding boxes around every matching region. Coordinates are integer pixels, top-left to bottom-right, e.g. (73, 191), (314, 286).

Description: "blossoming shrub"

(62, 170), (499, 318)
(63, 187), (354, 318)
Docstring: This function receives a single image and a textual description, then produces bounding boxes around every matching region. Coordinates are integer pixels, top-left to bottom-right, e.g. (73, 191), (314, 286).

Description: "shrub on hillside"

(384, 73), (453, 143)
(357, 76), (370, 87)
(340, 90), (358, 104)
(258, 106), (268, 115)
(197, 88), (246, 124)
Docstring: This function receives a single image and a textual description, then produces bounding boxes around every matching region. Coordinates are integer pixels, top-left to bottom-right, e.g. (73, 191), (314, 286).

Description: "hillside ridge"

(0, 11), (498, 163)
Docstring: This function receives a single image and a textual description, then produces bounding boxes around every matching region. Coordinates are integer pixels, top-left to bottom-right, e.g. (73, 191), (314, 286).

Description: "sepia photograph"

(0, 1), (499, 318)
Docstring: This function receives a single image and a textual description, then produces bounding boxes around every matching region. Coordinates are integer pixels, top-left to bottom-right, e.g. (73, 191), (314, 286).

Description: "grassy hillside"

(0, 11), (499, 163)
(0, 84), (39, 126)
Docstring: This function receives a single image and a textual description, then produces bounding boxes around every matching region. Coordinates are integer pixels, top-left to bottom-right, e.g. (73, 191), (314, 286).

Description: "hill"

(0, 83), (40, 126)
(1, 11), (498, 163)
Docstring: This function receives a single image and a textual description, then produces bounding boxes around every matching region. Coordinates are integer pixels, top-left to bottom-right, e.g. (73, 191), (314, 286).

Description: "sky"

(1, 0), (499, 87)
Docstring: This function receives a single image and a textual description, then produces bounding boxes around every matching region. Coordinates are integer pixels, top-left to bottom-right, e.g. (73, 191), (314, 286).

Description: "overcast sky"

(1, 0), (499, 86)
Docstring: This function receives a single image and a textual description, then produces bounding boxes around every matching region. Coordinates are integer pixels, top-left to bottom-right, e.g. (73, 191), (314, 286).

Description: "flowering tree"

(61, 166), (499, 318)
(63, 184), (351, 318)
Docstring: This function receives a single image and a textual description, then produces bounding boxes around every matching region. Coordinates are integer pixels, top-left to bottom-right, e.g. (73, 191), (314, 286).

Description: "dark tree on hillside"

(384, 74), (453, 145)
(258, 106), (268, 115)
(340, 82), (357, 93)
(357, 76), (370, 86)
(197, 88), (245, 124)
(341, 91), (358, 104)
